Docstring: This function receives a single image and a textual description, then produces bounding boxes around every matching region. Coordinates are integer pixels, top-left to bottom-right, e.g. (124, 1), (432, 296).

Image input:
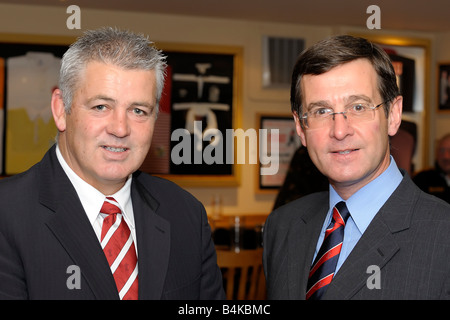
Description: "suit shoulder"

(0, 165), (38, 197)
(134, 171), (201, 205)
(267, 191), (328, 226)
(416, 187), (450, 217)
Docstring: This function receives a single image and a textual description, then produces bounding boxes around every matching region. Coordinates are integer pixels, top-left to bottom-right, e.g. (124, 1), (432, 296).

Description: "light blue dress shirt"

(311, 156), (403, 275)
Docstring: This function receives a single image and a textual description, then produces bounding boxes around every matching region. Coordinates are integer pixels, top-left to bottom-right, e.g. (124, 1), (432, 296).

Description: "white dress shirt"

(55, 145), (137, 252)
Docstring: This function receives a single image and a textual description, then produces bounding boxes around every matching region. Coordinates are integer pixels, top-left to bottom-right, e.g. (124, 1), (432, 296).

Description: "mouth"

(333, 149), (359, 155)
(102, 146), (129, 152)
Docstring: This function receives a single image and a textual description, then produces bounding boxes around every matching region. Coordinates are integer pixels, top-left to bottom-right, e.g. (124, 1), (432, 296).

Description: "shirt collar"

(55, 145), (135, 230)
(330, 156), (403, 234)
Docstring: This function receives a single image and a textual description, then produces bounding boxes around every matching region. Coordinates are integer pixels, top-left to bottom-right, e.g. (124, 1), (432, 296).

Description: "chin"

(100, 166), (135, 180)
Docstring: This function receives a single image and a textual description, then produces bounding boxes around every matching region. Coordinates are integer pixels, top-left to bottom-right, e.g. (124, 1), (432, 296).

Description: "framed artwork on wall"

(256, 113), (300, 191)
(0, 33), (74, 176)
(437, 63), (450, 112)
(140, 43), (243, 187)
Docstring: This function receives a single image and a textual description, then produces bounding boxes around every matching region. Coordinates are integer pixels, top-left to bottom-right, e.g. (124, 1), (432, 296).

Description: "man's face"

(52, 61), (158, 194)
(294, 58), (402, 199)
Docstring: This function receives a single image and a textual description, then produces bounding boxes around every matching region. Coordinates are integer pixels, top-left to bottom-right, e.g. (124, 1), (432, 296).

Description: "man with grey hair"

(0, 27), (225, 300)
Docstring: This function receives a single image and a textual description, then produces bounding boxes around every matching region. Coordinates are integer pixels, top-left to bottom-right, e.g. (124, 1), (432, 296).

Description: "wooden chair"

(216, 248), (266, 300)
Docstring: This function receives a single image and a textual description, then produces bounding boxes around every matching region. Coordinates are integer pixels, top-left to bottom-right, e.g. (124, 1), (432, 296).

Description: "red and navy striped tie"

(306, 201), (350, 300)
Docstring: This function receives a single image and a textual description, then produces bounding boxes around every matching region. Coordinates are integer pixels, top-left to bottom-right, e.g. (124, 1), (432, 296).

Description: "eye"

(310, 107), (332, 117)
(93, 105), (107, 111)
(132, 106), (154, 117)
(133, 107), (145, 115)
(351, 103), (368, 113)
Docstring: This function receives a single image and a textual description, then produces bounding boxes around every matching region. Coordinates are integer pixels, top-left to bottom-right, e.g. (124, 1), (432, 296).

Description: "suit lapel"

(40, 146), (119, 299)
(324, 214), (400, 299)
(324, 174), (415, 299)
(287, 196), (329, 299)
(132, 174), (171, 300)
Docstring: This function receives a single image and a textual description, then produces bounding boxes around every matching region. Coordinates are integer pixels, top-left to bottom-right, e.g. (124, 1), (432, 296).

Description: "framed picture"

(438, 63), (450, 112)
(257, 114), (300, 191)
(140, 43), (243, 187)
(0, 33), (74, 176)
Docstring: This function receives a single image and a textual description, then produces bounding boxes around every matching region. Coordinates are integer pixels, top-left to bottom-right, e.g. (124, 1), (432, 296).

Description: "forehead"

(79, 61), (155, 81)
(301, 59), (380, 105)
(75, 61), (157, 96)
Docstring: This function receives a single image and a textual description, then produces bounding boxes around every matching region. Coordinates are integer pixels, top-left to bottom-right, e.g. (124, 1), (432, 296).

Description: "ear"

(293, 112), (307, 147)
(51, 89), (67, 132)
(387, 96), (403, 137)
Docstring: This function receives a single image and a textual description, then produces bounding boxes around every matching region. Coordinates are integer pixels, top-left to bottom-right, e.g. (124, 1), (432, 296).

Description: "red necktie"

(306, 201), (350, 300)
(100, 197), (138, 300)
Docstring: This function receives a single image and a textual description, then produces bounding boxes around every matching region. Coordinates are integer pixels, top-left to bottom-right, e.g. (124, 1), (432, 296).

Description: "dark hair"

(290, 35), (399, 118)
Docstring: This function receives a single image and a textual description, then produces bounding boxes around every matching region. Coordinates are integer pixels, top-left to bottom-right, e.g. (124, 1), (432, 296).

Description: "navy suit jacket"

(263, 172), (450, 299)
(0, 145), (225, 300)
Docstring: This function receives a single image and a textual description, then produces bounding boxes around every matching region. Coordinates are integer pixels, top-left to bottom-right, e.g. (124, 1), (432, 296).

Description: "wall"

(0, 3), (447, 217)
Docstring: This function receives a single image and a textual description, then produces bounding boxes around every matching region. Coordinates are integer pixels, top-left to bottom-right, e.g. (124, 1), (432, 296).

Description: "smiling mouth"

(335, 149), (358, 155)
(102, 146), (128, 152)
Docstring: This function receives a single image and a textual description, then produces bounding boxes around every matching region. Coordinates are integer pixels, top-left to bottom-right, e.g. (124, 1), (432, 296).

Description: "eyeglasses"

(300, 101), (386, 129)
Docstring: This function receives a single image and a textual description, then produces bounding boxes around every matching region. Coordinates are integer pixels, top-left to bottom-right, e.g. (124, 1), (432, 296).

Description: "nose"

(107, 109), (131, 138)
(330, 112), (353, 140)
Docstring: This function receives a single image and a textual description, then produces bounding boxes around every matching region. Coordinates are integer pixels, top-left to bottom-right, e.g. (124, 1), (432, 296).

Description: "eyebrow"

(87, 95), (116, 104)
(306, 95), (373, 111)
(345, 95), (372, 104)
(87, 95), (154, 109)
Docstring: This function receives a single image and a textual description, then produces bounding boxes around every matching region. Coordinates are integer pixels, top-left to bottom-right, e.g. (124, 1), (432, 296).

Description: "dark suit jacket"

(413, 167), (450, 204)
(0, 145), (225, 300)
(263, 172), (450, 299)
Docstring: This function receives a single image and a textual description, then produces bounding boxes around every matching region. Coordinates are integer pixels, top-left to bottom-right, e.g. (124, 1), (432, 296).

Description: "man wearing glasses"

(263, 35), (450, 300)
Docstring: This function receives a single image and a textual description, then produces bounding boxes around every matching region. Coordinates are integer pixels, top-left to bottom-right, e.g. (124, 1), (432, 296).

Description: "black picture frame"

(140, 43), (243, 187)
(438, 63), (450, 112)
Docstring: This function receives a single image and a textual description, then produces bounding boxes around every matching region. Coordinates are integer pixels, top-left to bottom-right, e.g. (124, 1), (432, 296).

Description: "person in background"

(272, 145), (328, 210)
(0, 27), (225, 300)
(413, 133), (450, 203)
(263, 35), (450, 300)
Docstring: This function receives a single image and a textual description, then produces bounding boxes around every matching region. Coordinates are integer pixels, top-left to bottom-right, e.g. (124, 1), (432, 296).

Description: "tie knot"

(100, 197), (121, 215)
(333, 201), (350, 226)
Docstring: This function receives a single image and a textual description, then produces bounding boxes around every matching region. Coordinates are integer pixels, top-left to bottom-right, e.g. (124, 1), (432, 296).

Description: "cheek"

(304, 129), (325, 148)
(368, 121), (388, 149)
(302, 131), (326, 164)
(133, 122), (154, 148)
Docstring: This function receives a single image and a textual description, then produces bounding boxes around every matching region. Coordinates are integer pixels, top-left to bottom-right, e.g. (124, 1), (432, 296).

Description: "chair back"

(216, 248), (265, 300)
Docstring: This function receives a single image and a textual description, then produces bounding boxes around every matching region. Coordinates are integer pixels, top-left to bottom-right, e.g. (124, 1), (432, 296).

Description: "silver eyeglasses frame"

(300, 101), (386, 129)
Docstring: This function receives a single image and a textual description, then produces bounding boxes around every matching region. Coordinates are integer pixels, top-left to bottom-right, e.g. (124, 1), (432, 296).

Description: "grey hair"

(59, 27), (167, 113)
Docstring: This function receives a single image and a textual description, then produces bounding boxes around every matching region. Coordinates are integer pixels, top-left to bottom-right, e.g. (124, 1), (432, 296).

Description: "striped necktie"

(306, 201), (350, 300)
(100, 197), (138, 300)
